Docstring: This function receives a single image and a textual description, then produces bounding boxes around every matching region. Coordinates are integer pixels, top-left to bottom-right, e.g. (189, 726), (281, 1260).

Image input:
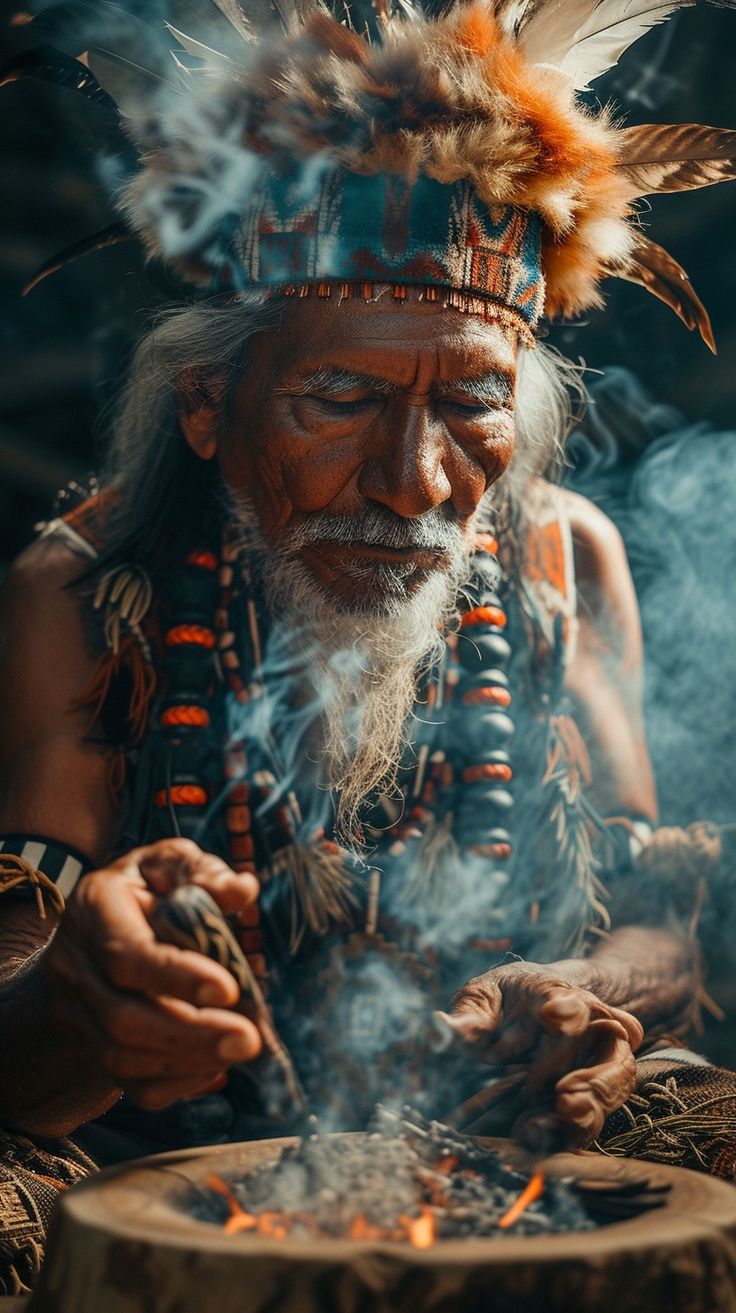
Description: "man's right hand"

(40, 838), (262, 1111)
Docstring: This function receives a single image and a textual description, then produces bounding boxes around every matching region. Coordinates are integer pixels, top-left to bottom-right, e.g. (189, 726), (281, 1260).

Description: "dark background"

(1, 3), (735, 576)
(2, 3), (736, 1037)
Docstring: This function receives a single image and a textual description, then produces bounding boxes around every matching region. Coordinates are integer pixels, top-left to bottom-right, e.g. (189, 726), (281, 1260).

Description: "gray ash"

(192, 1108), (595, 1243)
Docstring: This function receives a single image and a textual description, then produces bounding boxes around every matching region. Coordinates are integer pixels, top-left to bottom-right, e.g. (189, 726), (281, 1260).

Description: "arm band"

(0, 834), (92, 899)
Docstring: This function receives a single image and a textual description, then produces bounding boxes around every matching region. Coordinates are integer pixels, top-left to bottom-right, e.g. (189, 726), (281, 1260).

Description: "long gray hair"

(103, 293), (582, 572)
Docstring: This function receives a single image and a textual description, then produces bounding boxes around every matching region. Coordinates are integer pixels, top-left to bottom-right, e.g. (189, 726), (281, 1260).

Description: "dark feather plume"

(27, 2), (165, 61)
(618, 122), (736, 195)
(86, 49), (178, 115)
(619, 236), (716, 353)
(27, 2), (179, 112)
(0, 44), (118, 116)
(22, 223), (135, 295)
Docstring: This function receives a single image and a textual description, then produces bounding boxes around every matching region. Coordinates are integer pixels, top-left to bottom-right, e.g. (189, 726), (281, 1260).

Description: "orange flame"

(433, 1155), (459, 1176)
(225, 1212), (258, 1236)
(207, 1169), (529, 1249)
(348, 1214), (387, 1242)
(497, 1171), (545, 1229)
(207, 1174), (258, 1235)
(405, 1206), (436, 1250)
(257, 1211), (289, 1240)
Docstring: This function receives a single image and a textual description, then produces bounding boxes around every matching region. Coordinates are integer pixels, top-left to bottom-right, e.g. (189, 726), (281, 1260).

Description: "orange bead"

(165, 625), (216, 649)
(462, 763), (513, 784)
(228, 782), (251, 803)
(154, 785), (208, 808)
(461, 686), (511, 707)
(460, 606), (507, 630)
(185, 549), (218, 571)
(160, 705), (210, 728)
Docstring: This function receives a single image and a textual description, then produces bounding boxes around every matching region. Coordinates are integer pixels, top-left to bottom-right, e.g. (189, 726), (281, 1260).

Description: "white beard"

(227, 496), (473, 845)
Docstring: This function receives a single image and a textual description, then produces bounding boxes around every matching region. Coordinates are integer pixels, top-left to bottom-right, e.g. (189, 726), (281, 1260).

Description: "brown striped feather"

(618, 122), (736, 195)
(618, 236), (716, 353)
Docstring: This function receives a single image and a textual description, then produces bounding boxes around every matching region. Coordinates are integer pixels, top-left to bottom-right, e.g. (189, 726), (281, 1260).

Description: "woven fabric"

(599, 1060), (736, 1180)
(0, 1128), (96, 1296)
(220, 172), (544, 339)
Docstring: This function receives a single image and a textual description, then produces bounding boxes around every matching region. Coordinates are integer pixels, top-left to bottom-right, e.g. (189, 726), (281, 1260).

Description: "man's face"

(215, 296), (518, 610)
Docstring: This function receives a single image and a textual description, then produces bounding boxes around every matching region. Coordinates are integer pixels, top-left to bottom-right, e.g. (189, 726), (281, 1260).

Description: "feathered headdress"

(4, 0), (736, 347)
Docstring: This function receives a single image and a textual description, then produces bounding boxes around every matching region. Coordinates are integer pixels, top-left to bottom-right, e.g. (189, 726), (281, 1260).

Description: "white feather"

(210, 0), (254, 39)
(166, 22), (235, 66)
(553, 0), (694, 90)
(518, 0), (600, 66)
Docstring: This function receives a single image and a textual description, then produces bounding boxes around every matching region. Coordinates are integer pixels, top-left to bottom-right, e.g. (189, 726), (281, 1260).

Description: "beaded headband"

(6, 0), (736, 348)
(220, 174), (544, 342)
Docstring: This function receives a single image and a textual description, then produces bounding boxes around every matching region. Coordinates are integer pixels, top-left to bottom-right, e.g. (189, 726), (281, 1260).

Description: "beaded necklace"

(149, 525), (518, 989)
(56, 479), (610, 1018)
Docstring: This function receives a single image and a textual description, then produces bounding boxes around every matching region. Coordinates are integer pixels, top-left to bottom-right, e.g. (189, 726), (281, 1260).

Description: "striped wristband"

(0, 834), (92, 900)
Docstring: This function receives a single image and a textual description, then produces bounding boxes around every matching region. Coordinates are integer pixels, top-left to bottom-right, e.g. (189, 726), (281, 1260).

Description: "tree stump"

(27, 1136), (736, 1313)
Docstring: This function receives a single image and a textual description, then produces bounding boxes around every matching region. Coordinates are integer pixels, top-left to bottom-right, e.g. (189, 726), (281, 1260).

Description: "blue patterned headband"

(214, 172), (544, 343)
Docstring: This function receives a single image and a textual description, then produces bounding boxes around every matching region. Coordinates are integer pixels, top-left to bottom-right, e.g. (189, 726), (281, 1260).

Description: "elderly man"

(1, 0), (735, 1291)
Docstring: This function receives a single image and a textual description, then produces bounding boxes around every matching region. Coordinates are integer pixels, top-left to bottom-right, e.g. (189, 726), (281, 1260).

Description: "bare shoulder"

(559, 487), (642, 668)
(559, 494), (656, 819)
(1, 533), (93, 617)
(0, 535), (102, 754)
(558, 487), (629, 591)
(0, 535), (120, 855)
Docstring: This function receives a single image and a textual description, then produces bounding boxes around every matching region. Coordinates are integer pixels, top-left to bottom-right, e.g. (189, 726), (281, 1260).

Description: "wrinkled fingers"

(132, 838), (259, 914)
(101, 935), (242, 1008)
(514, 1019), (637, 1150)
(68, 871), (242, 1008)
(554, 1023), (638, 1142)
(53, 963), (261, 1076)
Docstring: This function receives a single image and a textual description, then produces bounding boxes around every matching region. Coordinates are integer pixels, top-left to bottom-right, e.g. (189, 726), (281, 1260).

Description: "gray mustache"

(289, 507), (465, 553)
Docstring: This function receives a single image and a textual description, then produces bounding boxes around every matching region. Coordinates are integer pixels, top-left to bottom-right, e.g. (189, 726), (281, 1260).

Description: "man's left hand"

(442, 960), (643, 1151)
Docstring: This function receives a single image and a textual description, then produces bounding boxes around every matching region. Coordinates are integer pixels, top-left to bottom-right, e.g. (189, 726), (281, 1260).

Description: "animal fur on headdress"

(122, 5), (632, 321)
(6, 0), (736, 344)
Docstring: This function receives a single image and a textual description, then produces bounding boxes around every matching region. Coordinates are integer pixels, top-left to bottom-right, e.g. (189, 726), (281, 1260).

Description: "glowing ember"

(404, 1206), (436, 1249)
(206, 1179), (440, 1248)
(498, 1171), (545, 1230)
(192, 1110), (594, 1246)
(207, 1174), (258, 1235)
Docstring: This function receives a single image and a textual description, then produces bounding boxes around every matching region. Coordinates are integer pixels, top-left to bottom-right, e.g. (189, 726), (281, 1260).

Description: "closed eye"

(306, 395), (381, 415)
(441, 398), (503, 417)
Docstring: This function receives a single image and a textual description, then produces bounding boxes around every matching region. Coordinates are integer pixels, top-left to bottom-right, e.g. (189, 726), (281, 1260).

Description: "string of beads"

(149, 526), (515, 988)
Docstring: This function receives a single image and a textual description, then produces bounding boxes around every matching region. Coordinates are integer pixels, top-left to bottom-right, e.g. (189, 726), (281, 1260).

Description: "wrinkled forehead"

(260, 295), (521, 388)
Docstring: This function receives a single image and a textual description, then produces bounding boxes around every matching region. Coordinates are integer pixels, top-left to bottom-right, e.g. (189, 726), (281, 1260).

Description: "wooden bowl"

(27, 1135), (736, 1313)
